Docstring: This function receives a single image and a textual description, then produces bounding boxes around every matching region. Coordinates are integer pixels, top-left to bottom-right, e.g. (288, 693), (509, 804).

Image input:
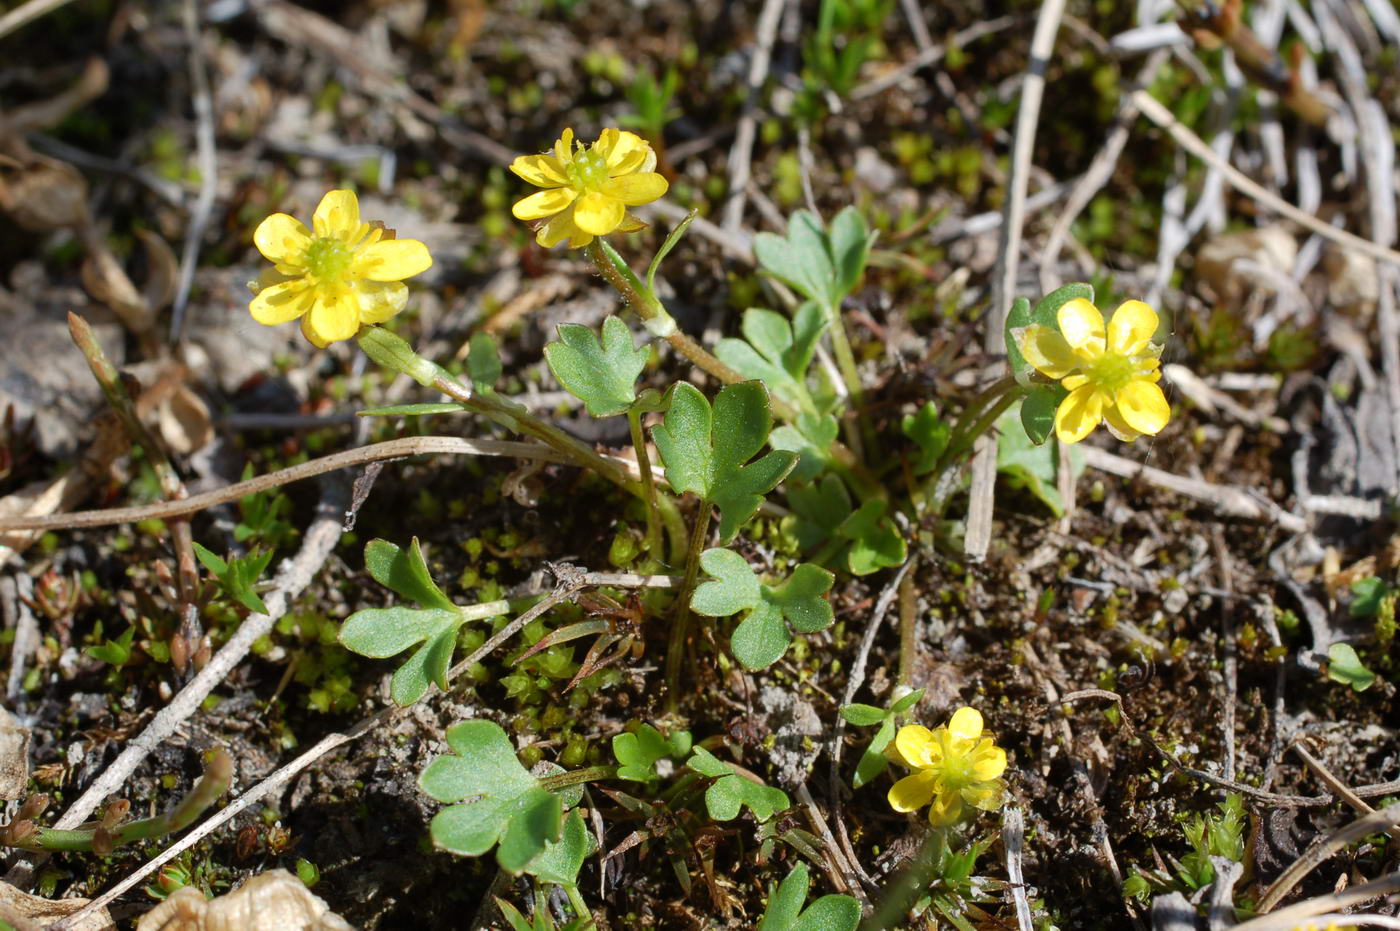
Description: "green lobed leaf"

(758, 861), (860, 931)
(612, 724), (679, 783)
(827, 206), (874, 300)
(543, 316), (648, 417)
(1020, 383), (1067, 446)
(770, 412), (838, 483)
(691, 548), (835, 670)
(527, 808), (593, 885)
(1326, 642), (1376, 692)
(901, 401), (951, 475)
(365, 538), (457, 612)
(754, 211), (838, 310)
(651, 382), (713, 498)
(730, 604), (790, 670)
(421, 720), (564, 873)
(1350, 577), (1392, 617)
(653, 382), (797, 544)
(838, 499), (906, 576)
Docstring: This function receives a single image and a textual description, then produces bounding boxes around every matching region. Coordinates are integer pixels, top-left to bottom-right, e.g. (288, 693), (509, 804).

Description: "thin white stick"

(1131, 90), (1400, 268)
(169, 0), (218, 343)
(0, 0), (76, 41)
(965, 0), (1066, 560)
(720, 0), (787, 234)
(1080, 445), (1308, 532)
(1002, 808), (1035, 931)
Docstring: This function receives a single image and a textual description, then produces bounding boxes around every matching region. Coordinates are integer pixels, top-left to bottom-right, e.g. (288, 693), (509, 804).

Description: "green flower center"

(566, 148), (610, 192)
(304, 236), (354, 281)
(1085, 351), (1140, 394)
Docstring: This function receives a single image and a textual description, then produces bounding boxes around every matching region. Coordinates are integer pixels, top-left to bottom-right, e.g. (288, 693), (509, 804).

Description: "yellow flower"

(510, 128), (669, 249)
(249, 190), (432, 348)
(1016, 298), (1170, 444)
(887, 707), (1007, 827)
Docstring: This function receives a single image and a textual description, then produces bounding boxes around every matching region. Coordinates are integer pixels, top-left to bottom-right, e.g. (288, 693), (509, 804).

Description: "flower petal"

(927, 789), (964, 827)
(312, 190), (361, 240)
(510, 154), (569, 188)
(1102, 405), (1142, 443)
(353, 279), (409, 324)
(302, 292), (361, 347)
(535, 206), (590, 249)
(616, 212), (647, 233)
(888, 773), (935, 812)
(249, 279), (313, 326)
(1106, 300), (1159, 356)
(961, 780), (1005, 811)
(894, 725), (938, 768)
(1062, 374), (1089, 390)
(1055, 384), (1105, 444)
(947, 707), (984, 741)
(513, 187), (578, 221)
(253, 213), (311, 267)
(573, 191), (625, 236)
(1114, 379), (1170, 436)
(1016, 325), (1080, 379)
(600, 172), (669, 206)
(353, 239), (433, 282)
(1057, 298), (1106, 359)
(553, 128), (575, 164)
(597, 129), (652, 174)
(969, 744), (1007, 781)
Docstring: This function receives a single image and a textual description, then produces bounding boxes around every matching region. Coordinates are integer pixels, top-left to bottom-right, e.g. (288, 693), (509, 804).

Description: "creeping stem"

(4, 751), (232, 853)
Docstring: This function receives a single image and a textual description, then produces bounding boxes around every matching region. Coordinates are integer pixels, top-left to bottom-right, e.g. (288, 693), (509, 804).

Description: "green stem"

(586, 240), (883, 493)
(824, 304), (869, 451)
(538, 765), (616, 791)
(563, 883), (595, 928)
(664, 504), (712, 713)
(16, 751), (231, 853)
(628, 406), (664, 562)
(931, 376), (1022, 479)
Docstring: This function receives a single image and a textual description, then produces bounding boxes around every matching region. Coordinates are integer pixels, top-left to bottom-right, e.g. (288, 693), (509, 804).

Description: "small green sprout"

(839, 687), (924, 788)
(685, 747), (790, 822)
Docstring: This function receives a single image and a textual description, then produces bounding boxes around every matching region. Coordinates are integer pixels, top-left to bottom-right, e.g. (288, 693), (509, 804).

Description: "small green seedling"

(690, 547), (834, 670)
(787, 474), (905, 575)
(339, 538), (506, 705)
(686, 747), (790, 822)
(86, 625), (137, 667)
(419, 719), (568, 874)
(1327, 642), (1376, 692)
(612, 723), (693, 784)
(839, 687), (925, 788)
(757, 861), (860, 931)
(652, 381), (797, 544)
(192, 542), (273, 614)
